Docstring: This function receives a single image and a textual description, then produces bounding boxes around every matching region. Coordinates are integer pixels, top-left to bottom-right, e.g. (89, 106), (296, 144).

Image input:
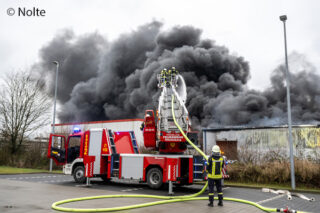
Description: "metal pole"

(168, 181), (174, 195)
(50, 61), (59, 172)
(203, 129), (207, 154)
(279, 15), (295, 189)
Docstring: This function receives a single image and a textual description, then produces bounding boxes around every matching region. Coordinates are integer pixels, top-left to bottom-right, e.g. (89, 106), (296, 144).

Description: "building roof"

(202, 124), (320, 132)
(53, 118), (144, 127)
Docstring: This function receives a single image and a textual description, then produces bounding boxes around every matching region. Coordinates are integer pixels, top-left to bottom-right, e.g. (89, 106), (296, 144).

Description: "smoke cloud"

(33, 22), (320, 128)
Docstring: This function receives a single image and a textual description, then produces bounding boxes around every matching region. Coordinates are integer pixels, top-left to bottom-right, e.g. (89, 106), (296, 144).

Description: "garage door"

(216, 140), (238, 160)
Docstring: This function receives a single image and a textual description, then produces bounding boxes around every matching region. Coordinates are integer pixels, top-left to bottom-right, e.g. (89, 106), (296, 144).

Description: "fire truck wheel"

(73, 166), (86, 184)
(147, 168), (163, 189)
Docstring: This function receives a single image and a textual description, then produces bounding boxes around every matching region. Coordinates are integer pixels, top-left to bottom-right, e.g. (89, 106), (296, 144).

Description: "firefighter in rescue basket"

(206, 145), (224, 207)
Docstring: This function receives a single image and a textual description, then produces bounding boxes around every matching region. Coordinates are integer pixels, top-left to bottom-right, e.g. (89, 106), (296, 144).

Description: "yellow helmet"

(212, 145), (221, 155)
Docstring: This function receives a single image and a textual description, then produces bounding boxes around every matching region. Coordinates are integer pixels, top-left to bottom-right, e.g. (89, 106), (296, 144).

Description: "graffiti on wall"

(240, 127), (320, 149)
(295, 128), (320, 148)
(212, 126), (320, 160)
(215, 127), (320, 149)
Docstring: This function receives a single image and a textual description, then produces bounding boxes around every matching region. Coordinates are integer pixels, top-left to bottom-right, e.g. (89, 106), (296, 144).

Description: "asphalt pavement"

(0, 173), (319, 213)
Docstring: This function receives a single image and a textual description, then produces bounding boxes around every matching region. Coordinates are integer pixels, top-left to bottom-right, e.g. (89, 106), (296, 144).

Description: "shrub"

(227, 150), (320, 188)
(0, 141), (61, 170)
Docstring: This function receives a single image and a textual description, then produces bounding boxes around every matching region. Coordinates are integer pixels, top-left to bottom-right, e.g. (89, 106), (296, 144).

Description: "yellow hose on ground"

(51, 94), (307, 213)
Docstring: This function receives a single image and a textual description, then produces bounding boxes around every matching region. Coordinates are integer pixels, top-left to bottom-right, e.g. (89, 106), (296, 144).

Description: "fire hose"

(262, 188), (315, 202)
(51, 94), (308, 213)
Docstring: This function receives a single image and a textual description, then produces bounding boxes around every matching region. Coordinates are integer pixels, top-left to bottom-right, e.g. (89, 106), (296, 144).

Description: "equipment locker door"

(47, 134), (67, 165)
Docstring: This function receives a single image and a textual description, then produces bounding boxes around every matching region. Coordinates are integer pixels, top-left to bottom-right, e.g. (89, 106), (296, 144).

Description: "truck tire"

(73, 165), (86, 184)
(147, 168), (163, 189)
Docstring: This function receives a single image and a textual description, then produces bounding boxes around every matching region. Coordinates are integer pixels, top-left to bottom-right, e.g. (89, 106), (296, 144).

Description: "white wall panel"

(55, 120), (144, 147)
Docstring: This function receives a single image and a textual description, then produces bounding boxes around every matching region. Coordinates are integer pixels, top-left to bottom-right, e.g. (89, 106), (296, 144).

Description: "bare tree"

(0, 71), (51, 154)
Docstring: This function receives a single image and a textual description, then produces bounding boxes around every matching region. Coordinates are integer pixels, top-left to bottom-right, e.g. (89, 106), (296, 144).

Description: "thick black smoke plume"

(33, 22), (320, 128)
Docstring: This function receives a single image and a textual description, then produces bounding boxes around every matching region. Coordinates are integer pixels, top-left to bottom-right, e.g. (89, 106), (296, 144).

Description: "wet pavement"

(0, 173), (319, 213)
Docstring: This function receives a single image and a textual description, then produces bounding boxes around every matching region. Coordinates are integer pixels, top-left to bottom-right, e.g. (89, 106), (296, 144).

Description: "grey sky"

(0, 0), (319, 90)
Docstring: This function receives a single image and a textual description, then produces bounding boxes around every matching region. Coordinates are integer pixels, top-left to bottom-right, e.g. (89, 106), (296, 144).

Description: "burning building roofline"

(202, 124), (320, 132)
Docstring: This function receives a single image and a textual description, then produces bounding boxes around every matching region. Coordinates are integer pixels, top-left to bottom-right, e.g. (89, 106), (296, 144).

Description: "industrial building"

(202, 125), (320, 160)
(54, 119), (320, 161)
(54, 119), (144, 146)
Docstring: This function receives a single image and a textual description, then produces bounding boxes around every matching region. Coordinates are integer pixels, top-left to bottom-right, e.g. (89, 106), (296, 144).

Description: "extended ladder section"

(159, 91), (187, 132)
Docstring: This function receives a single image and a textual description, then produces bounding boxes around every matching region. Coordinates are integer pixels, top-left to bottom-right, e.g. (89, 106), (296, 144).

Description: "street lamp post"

(49, 61), (60, 172)
(279, 15), (296, 190)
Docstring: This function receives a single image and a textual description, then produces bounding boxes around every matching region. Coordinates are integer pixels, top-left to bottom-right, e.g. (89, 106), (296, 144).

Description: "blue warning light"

(73, 127), (81, 133)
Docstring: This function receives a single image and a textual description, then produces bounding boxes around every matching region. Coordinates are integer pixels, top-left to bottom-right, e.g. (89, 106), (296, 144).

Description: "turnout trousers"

(208, 178), (223, 204)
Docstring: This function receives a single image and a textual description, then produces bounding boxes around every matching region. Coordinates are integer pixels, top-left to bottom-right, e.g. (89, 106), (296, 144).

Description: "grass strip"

(0, 166), (62, 174)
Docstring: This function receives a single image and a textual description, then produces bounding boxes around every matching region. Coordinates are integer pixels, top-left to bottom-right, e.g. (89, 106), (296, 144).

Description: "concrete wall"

(54, 119), (144, 146)
(203, 126), (320, 159)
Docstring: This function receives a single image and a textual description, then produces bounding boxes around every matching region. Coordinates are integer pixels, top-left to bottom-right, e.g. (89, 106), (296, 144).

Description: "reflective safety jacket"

(206, 155), (224, 179)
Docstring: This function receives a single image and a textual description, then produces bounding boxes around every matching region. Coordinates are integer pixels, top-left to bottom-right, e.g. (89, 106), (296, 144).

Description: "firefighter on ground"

(206, 145), (224, 207)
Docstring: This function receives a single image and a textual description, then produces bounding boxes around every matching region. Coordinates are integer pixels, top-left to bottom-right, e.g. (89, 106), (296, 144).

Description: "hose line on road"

(51, 94), (307, 213)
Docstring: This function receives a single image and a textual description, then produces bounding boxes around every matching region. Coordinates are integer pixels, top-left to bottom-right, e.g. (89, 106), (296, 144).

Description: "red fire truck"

(47, 113), (203, 189)
(48, 69), (227, 189)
